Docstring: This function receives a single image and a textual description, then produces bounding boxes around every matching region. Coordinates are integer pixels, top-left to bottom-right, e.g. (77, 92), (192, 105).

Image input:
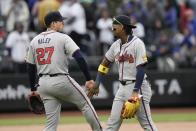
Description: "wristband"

(98, 64), (109, 74)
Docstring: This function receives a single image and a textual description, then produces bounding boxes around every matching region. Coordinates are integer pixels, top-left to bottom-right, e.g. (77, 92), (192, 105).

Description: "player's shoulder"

(30, 32), (45, 46)
(31, 33), (42, 42)
(53, 32), (75, 44)
(111, 39), (121, 48)
(30, 35), (38, 44)
(132, 36), (146, 50)
(132, 36), (145, 45)
(54, 31), (71, 39)
(130, 35), (140, 42)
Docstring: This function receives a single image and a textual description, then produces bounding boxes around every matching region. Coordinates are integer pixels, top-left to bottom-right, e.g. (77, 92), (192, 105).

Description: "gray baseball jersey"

(26, 30), (102, 131)
(104, 36), (157, 131)
(26, 30), (79, 75)
(105, 36), (147, 80)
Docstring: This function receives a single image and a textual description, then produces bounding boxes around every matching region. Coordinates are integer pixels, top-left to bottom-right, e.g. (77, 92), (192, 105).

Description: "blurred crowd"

(0, 0), (196, 74)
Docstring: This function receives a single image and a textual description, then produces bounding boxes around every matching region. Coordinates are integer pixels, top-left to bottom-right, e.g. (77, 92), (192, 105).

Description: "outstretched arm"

(72, 50), (95, 89)
(87, 57), (112, 98)
(72, 50), (92, 81)
(95, 57), (112, 86)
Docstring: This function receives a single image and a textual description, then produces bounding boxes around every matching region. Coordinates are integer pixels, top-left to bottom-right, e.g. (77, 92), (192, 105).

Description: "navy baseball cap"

(113, 15), (136, 28)
(44, 11), (66, 27)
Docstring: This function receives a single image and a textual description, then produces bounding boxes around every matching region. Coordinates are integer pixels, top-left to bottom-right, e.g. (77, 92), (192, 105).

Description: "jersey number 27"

(36, 46), (54, 65)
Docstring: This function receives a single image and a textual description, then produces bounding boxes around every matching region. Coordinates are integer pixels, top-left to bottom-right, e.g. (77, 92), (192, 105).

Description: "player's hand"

(86, 81), (99, 99)
(130, 91), (140, 102)
(121, 92), (142, 119)
(85, 80), (94, 89)
(85, 80), (95, 98)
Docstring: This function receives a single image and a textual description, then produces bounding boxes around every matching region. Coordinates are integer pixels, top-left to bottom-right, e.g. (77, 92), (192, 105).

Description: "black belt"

(119, 80), (135, 85)
(39, 73), (68, 77)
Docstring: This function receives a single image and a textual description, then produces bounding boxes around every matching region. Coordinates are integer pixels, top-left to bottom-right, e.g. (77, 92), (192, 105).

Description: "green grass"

(0, 113), (196, 126)
(0, 117), (44, 126)
(152, 113), (196, 122)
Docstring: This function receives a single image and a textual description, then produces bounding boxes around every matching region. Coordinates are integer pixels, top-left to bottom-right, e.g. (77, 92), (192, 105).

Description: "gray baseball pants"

(37, 75), (102, 131)
(104, 80), (158, 131)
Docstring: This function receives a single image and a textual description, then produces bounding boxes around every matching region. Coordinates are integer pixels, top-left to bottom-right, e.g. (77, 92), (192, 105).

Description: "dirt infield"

(0, 122), (196, 131)
(0, 108), (196, 131)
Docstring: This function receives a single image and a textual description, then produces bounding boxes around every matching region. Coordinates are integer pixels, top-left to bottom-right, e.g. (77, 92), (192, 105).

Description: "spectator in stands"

(95, 0), (108, 10)
(96, 8), (113, 55)
(143, 0), (164, 45)
(32, 0), (60, 32)
(59, 0), (88, 55)
(31, 0), (43, 32)
(155, 31), (176, 72)
(178, 1), (193, 33)
(185, 9), (196, 37)
(81, 0), (97, 31)
(171, 31), (186, 68)
(188, 0), (196, 13)
(0, 18), (7, 46)
(26, 0), (38, 13)
(5, 0), (30, 32)
(58, 0), (71, 33)
(27, 0), (39, 31)
(185, 9), (196, 67)
(131, 13), (145, 40)
(163, 0), (178, 34)
(172, 9), (196, 68)
(5, 22), (30, 73)
(0, 0), (12, 22)
(117, 0), (132, 16)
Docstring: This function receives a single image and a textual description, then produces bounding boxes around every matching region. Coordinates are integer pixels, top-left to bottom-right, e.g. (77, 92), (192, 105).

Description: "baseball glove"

(121, 97), (140, 119)
(27, 93), (45, 114)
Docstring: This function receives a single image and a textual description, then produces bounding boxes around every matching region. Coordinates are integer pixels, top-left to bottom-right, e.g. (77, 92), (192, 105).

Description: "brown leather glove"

(27, 92), (45, 114)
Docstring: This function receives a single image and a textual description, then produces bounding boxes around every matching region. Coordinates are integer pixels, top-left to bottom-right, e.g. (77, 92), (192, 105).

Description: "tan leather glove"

(121, 95), (142, 119)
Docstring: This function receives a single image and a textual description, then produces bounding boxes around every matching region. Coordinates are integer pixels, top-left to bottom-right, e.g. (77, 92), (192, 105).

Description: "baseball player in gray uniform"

(88, 15), (157, 131)
(26, 11), (102, 131)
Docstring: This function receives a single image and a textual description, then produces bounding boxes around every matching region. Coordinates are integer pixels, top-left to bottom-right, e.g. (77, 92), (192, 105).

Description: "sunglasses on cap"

(112, 15), (137, 28)
(112, 18), (123, 25)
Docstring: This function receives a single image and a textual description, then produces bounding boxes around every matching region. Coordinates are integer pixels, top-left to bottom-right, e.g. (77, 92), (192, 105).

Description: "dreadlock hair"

(124, 25), (133, 35)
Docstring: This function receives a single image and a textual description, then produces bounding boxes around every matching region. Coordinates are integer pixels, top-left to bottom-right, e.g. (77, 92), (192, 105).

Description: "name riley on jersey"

(38, 38), (51, 44)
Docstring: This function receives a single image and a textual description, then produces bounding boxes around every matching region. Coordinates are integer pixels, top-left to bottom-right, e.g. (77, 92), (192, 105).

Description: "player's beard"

(114, 36), (119, 40)
(112, 31), (119, 38)
(113, 32), (121, 39)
